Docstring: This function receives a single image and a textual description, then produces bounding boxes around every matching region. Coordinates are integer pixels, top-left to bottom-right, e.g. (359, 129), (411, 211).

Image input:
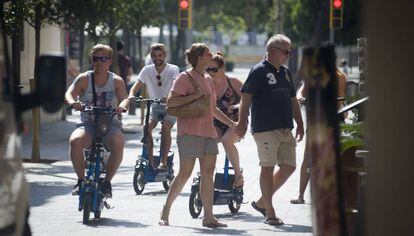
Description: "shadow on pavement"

(29, 181), (72, 207)
(172, 225), (249, 235)
(83, 218), (150, 228)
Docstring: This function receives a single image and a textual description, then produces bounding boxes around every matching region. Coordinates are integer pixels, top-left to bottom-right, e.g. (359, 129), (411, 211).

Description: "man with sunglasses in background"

(128, 43), (179, 170)
(235, 34), (304, 226)
(65, 44), (130, 198)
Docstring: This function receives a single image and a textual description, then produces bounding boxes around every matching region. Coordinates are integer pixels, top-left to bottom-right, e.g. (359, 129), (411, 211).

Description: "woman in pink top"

(159, 43), (236, 228)
(207, 52), (244, 188)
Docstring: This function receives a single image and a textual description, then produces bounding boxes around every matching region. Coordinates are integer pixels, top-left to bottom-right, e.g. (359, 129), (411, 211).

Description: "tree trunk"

(31, 3), (41, 162)
(137, 30), (143, 69)
(168, 22), (176, 63)
(78, 28), (85, 71)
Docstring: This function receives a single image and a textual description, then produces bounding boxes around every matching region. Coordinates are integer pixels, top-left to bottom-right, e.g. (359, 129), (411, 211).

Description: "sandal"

(290, 198), (305, 204)
(251, 201), (266, 217)
(264, 217), (284, 226)
(202, 220), (227, 228)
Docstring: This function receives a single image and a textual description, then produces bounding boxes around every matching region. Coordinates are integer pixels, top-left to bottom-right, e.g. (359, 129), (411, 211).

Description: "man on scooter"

(128, 43), (179, 171)
(65, 44), (129, 198)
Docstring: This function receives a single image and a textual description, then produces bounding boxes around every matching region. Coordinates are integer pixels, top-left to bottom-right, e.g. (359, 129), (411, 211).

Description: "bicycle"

(189, 156), (244, 218)
(77, 106), (117, 224)
(132, 97), (175, 194)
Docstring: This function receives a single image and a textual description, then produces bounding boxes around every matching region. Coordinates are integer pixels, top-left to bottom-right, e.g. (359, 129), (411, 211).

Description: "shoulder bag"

(166, 71), (210, 118)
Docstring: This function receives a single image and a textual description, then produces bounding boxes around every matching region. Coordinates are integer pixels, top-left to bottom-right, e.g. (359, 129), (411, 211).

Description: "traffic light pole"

(330, 29), (335, 43)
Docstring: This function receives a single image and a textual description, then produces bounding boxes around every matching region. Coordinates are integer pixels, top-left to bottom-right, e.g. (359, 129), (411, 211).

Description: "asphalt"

(21, 70), (312, 235)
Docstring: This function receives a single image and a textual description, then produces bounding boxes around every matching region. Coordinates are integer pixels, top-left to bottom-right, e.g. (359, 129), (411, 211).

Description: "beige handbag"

(166, 71), (210, 118)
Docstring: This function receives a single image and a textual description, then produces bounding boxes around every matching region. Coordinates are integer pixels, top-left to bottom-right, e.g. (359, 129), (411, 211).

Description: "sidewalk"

(22, 108), (312, 236)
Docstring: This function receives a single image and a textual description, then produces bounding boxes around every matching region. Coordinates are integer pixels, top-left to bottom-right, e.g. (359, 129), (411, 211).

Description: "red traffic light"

(333, 0), (342, 9)
(179, 0), (189, 10)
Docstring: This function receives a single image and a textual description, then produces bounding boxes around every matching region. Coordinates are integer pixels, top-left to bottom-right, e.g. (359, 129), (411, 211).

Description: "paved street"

(21, 69), (312, 235)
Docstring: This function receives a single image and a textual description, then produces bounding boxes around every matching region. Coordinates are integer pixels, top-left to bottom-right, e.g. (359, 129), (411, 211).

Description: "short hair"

(212, 51), (225, 68)
(185, 43), (208, 68)
(117, 41), (124, 51)
(266, 34), (291, 52)
(90, 44), (113, 58)
(150, 43), (167, 54)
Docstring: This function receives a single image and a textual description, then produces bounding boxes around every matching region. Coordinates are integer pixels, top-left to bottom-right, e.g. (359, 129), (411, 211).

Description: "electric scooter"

(189, 156), (243, 218)
(78, 106), (115, 224)
(132, 97), (174, 194)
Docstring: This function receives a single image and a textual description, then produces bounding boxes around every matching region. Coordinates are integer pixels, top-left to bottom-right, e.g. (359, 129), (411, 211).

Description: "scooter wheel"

(189, 189), (203, 218)
(133, 169), (145, 194)
(228, 200), (241, 214)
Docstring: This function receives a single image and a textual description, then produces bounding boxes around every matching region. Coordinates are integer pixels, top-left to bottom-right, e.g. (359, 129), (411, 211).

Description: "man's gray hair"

(266, 34), (291, 52)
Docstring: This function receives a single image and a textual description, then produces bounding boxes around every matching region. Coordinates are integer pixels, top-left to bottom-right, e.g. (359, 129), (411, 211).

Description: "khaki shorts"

(177, 135), (218, 158)
(253, 129), (296, 167)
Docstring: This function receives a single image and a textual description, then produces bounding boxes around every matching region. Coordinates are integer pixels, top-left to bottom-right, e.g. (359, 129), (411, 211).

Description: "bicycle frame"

(78, 106), (114, 224)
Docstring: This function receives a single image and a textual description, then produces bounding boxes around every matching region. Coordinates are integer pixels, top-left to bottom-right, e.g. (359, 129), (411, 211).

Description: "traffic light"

(178, 0), (192, 29)
(330, 0), (343, 29)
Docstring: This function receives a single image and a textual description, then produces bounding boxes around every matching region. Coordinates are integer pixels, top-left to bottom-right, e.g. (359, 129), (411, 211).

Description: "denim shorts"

(150, 103), (176, 125)
(75, 120), (123, 150)
(177, 135), (219, 158)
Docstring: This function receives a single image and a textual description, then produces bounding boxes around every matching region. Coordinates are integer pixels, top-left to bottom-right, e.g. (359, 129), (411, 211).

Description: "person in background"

(117, 41), (133, 90)
(128, 43), (179, 170)
(290, 52), (347, 204)
(207, 51), (244, 188)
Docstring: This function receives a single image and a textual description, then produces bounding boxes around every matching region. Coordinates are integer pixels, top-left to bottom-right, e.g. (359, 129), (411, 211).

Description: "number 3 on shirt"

(266, 73), (277, 85)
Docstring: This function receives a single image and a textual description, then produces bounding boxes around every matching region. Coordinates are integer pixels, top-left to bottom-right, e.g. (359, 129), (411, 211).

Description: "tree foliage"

(56, 0), (159, 42)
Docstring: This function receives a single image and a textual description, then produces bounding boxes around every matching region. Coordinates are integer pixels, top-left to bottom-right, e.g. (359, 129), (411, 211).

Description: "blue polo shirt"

(241, 60), (296, 133)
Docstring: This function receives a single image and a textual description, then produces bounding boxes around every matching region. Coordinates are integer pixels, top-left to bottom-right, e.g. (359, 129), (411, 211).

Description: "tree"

(4, 0), (60, 162)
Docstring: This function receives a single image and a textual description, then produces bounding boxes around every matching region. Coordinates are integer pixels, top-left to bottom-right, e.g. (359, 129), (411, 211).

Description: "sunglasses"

(205, 67), (219, 73)
(156, 75), (162, 87)
(274, 47), (291, 56)
(92, 56), (111, 62)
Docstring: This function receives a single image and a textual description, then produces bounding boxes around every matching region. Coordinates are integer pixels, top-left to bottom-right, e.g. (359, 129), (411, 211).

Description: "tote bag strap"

(184, 71), (201, 91)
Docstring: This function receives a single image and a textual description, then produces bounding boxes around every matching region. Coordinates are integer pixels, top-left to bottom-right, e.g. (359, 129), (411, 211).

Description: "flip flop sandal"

(264, 217), (284, 226)
(290, 198), (305, 204)
(251, 201), (266, 217)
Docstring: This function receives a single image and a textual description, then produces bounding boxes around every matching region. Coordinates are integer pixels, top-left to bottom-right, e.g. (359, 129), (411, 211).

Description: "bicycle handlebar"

(134, 96), (163, 105)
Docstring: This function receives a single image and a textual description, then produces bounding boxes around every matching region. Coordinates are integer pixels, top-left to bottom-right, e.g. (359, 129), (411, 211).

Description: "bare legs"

(159, 158), (196, 225)
(255, 164), (295, 218)
(159, 154), (226, 227)
(146, 120), (157, 169)
(291, 147), (310, 204)
(221, 128), (243, 187)
(160, 121), (173, 167)
(147, 120), (174, 169)
(69, 128), (124, 182)
(69, 129), (91, 180)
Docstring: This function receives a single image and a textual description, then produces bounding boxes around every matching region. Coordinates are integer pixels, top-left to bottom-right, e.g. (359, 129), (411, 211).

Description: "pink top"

(171, 71), (218, 138)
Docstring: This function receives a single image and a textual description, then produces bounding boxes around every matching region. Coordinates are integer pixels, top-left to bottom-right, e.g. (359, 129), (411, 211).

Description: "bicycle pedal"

(104, 201), (114, 209)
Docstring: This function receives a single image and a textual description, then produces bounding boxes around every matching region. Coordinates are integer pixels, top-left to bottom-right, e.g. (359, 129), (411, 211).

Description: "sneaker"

(72, 179), (84, 196)
(101, 180), (112, 198)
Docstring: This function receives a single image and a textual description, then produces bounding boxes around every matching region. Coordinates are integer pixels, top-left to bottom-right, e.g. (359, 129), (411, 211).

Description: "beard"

(153, 59), (164, 67)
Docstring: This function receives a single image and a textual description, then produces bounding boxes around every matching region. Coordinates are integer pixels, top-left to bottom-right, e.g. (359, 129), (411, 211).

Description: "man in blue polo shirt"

(235, 34), (304, 226)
